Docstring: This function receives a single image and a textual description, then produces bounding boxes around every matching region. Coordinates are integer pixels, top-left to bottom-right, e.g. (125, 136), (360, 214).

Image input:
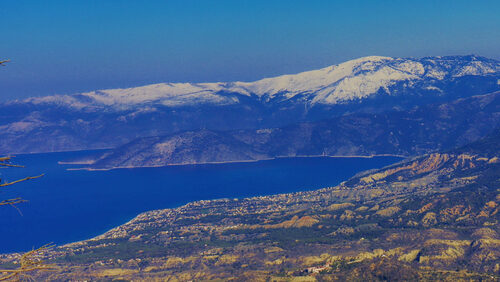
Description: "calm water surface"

(0, 150), (402, 253)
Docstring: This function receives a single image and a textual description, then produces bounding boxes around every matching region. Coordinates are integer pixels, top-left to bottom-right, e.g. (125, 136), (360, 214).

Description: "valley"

(2, 128), (498, 280)
(3, 2), (499, 280)
(1, 55), (499, 281)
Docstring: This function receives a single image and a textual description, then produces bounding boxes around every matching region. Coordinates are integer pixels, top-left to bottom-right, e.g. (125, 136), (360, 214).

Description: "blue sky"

(0, 0), (499, 101)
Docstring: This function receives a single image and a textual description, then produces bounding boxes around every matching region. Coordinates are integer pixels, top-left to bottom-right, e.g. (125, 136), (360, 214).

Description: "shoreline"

(3, 147), (112, 157)
(66, 154), (407, 171)
(1, 153), (405, 255)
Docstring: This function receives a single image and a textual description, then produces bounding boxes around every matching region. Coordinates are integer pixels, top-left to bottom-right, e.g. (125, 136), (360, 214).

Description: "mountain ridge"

(1, 55), (499, 155)
(88, 91), (500, 169)
(11, 55), (499, 110)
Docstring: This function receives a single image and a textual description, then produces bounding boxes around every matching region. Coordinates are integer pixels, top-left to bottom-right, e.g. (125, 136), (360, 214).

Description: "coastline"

(4, 147), (111, 157)
(66, 154), (407, 171)
(0, 153), (405, 254)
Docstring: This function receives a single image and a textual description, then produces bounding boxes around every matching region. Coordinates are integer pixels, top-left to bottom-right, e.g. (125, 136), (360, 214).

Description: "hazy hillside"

(89, 91), (500, 169)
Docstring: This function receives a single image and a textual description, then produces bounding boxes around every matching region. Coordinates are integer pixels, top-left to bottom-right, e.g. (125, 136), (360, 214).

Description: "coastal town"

(2, 150), (498, 280)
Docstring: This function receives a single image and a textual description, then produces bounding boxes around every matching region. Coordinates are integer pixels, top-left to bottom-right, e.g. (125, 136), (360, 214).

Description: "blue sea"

(0, 150), (402, 253)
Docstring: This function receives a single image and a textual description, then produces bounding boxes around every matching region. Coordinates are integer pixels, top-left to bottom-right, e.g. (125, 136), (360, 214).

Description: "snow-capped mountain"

(1, 55), (499, 154)
(19, 55), (499, 110)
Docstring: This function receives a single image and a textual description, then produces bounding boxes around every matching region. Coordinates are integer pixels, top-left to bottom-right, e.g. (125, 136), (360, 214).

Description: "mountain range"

(1, 55), (499, 155)
(88, 91), (500, 169)
(1, 55), (500, 280)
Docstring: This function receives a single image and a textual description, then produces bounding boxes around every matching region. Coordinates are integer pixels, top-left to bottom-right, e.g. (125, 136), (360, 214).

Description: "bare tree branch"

(0, 198), (27, 216)
(0, 163), (24, 168)
(0, 198), (28, 215)
(0, 244), (58, 281)
(0, 62), (58, 281)
(0, 198), (27, 206)
(0, 155), (44, 213)
(0, 156), (24, 167)
(0, 174), (45, 187)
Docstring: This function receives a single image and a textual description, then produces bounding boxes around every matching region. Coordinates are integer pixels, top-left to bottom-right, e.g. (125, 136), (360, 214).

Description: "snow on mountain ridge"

(19, 55), (500, 110)
(230, 56), (395, 98)
(82, 82), (237, 108)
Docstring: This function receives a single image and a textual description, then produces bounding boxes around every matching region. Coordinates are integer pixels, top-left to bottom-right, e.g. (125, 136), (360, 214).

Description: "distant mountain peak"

(15, 55), (499, 111)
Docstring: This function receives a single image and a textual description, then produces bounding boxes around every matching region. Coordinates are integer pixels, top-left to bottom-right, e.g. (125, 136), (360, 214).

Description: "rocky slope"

(89, 91), (500, 169)
(3, 128), (499, 281)
(90, 130), (268, 168)
(1, 55), (499, 154)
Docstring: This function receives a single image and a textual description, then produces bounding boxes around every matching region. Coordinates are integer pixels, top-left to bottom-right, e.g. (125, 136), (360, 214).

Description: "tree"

(0, 156), (43, 209)
(0, 157), (55, 280)
(0, 61), (43, 208)
(0, 245), (57, 281)
(0, 59), (57, 280)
